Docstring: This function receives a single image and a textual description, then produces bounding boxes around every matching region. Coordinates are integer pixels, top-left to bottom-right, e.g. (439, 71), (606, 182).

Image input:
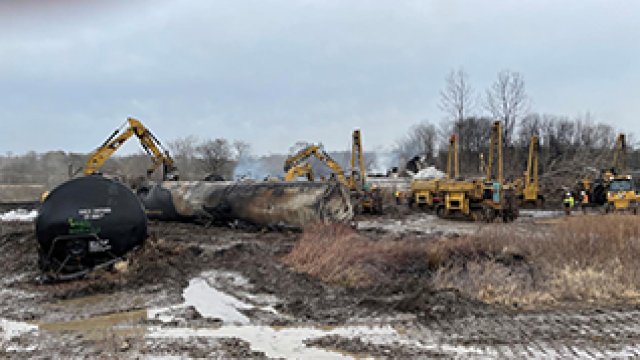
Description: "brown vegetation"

(281, 222), (431, 288)
(283, 215), (640, 307)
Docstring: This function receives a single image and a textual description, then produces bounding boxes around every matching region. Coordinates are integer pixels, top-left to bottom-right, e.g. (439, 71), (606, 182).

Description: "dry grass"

(283, 215), (640, 307)
(432, 215), (640, 306)
(281, 222), (430, 288)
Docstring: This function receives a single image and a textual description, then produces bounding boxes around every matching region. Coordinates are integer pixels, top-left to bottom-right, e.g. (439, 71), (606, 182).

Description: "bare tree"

(233, 140), (251, 160)
(439, 68), (475, 150)
(485, 70), (529, 145)
(196, 138), (236, 179)
(394, 121), (438, 166)
(168, 136), (199, 179)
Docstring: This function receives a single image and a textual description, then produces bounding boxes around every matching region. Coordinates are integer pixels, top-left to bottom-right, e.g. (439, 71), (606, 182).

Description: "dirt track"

(2, 214), (640, 358)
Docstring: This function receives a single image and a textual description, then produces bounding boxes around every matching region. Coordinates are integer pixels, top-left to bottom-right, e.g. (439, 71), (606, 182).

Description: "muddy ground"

(2, 212), (640, 358)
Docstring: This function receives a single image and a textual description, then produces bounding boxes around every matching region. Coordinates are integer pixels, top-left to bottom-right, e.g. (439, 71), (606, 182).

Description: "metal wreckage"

(34, 117), (355, 280)
(139, 180), (354, 229)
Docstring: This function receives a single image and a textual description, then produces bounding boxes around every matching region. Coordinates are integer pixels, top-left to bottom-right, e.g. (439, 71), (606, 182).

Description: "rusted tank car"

(140, 180), (353, 229)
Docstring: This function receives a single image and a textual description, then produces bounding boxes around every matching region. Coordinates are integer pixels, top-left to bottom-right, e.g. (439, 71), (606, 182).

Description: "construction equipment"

(84, 117), (178, 181)
(284, 144), (347, 183)
(408, 135), (457, 211)
(514, 136), (544, 207)
(284, 163), (315, 181)
(283, 131), (383, 214)
(436, 134), (484, 219)
(481, 121), (518, 221)
(435, 121), (518, 222)
(594, 134), (638, 214)
(350, 129), (383, 214)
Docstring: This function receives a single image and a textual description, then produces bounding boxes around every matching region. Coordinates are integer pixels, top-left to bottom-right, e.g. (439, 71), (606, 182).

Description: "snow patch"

(0, 318), (38, 341)
(183, 277), (252, 325)
(0, 209), (38, 222)
(412, 166), (445, 179)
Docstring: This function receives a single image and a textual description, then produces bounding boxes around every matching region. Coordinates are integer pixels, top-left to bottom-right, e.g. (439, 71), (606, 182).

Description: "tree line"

(393, 68), (639, 193)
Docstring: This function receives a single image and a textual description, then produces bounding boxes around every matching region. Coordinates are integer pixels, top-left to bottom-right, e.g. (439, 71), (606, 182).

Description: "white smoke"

(233, 156), (270, 180)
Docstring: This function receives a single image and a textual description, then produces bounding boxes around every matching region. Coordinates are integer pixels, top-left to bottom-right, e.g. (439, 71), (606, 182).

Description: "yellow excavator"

(283, 144), (347, 183)
(283, 162), (315, 181)
(84, 117), (178, 181)
(283, 130), (383, 214)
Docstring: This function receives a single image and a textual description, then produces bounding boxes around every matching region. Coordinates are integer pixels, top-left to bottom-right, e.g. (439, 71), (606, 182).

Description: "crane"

(349, 129), (383, 214)
(485, 120), (503, 183)
(515, 135), (543, 206)
(84, 117), (178, 181)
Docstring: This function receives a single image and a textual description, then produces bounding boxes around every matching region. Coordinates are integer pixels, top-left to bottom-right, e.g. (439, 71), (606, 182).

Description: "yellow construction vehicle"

(603, 134), (638, 214)
(350, 129), (383, 214)
(436, 121), (518, 222)
(436, 134), (485, 219)
(284, 162), (315, 181)
(514, 135), (543, 207)
(408, 135), (458, 210)
(283, 130), (383, 214)
(283, 144), (347, 183)
(84, 117), (178, 181)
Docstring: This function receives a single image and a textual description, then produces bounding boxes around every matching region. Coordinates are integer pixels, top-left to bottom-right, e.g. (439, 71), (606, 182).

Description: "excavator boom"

(84, 117), (177, 180)
(284, 144), (347, 184)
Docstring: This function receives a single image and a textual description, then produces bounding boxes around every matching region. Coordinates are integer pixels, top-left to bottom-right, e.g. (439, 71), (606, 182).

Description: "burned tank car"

(36, 175), (147, 278)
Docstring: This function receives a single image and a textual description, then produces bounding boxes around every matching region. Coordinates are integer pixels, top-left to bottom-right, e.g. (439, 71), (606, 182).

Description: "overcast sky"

(1, 0), (639, 155)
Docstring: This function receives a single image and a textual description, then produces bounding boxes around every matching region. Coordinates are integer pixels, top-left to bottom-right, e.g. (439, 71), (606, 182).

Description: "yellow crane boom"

(446, 135), (459, 179)
(84, 117), (178, 180)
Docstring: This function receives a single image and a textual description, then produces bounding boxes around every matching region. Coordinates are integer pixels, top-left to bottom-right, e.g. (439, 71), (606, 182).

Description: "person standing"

(563, 192), (574, 215)
(580, 191), (589, 214)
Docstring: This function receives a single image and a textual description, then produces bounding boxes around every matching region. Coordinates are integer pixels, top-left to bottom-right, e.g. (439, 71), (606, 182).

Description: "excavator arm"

(284, 144), (347, 184)
(84, 117), (178, 180)
(284, 163), (315, 181)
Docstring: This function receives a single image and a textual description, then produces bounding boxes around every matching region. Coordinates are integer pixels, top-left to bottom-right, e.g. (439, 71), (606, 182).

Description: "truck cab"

(606, 175), (639, 213)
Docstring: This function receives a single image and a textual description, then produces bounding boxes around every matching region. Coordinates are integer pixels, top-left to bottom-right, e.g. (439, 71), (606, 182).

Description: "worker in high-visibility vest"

(563, 192), (575, 215)
(580, 191), (589, 214)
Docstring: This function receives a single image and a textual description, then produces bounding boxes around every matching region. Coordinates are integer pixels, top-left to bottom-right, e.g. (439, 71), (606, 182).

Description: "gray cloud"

(1, 0), (639, 154)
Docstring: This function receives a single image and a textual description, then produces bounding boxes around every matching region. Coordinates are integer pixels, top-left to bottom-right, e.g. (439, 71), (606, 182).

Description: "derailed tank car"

(36, 175), (147, 280)
(140, 180), (354, 229)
